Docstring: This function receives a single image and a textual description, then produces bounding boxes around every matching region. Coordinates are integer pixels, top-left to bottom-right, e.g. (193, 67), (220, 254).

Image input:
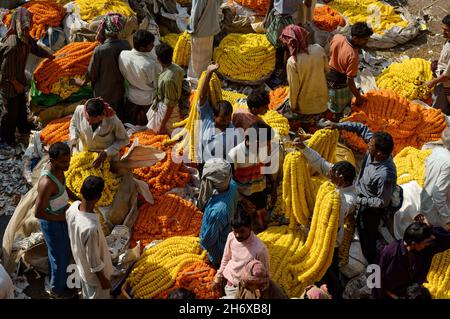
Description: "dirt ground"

(382, 0), (450, 60)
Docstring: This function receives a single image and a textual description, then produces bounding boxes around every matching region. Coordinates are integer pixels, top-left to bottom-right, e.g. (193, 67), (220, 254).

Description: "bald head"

(443, 126), (450, 150)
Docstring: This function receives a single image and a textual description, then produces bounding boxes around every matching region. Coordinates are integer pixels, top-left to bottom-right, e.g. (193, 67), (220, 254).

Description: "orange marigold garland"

(269, 86), (289, 110)
(157, 261), (220, 299)
(40, 116), (70, 145)
(313, 5), (346, 32)
(4, 1), (66, 40)
(341, 90), (448, 154)
(131, 194), (203, 248)
(33, 41), (99, 94)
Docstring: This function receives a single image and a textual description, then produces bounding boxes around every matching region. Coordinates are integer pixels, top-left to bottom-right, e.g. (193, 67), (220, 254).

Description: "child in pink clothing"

(214, 208), (270, 298)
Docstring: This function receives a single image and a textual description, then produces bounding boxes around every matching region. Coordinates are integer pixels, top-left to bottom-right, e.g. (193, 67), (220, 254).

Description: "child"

(214, 208), (270, 298)
(66, 176), (113, 299)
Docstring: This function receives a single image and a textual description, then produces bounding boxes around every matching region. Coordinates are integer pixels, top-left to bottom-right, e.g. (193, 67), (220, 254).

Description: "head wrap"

(95, 12), (126, 44)
(300, 284), (332, 299)
(6, 7), (32, 42)
(83, 97), (116, 119)
(240, 259), (270, 290)
(279, 25), (310, 61)
(442, 127), (450, 150)
(197, 158), (231, 211)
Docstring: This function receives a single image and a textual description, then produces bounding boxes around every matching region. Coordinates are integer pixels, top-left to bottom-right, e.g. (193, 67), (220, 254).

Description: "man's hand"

(70, 78), (86, 87)
(206, 62), (220, 74)
(317, 118), (338, 130)
(212, 275), (223, 292)
(426, 80), (437, 89)
(47, 55), (55, 61)
(93, 151), (107, 168)
(99, 275), (112, 290)
(414, 213), (429, 225)
(354, 95), (367, 106)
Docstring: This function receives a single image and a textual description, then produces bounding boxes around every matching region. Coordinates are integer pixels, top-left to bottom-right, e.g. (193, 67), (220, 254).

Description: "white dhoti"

(187, 35), (214, 81)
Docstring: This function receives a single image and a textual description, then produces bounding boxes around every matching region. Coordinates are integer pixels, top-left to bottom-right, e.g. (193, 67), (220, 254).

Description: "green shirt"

(154, 63), (184, 109)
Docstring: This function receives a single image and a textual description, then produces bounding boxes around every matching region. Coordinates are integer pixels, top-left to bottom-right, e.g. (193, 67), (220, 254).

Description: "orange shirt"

(329, 34), (360, 79)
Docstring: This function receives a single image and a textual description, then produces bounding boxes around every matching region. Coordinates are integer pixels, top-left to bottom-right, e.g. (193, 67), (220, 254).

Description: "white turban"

(197, 158), (232, 211)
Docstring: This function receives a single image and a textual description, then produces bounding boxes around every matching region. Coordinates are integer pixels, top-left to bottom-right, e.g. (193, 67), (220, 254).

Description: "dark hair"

(231, 207), (252, 229)
(213, 100), (233, 118)
(351, 22), (374, 38)
(81, 176), (105, 201)
(133, 29), (155, 51)
(372, 131), (394, 155)
(155, 43), (173, 65)
(247, 89), (269, 110)
(403, 222), (433, 245)
(406, 284), (432, 300)
(167, 288), (196, 299)
(48, 142), (70, 160)
(247, 121), (274, 143)
(332, 161), (356, 184)
(85, 98), (105, 117)
(443, 14), (450, 27)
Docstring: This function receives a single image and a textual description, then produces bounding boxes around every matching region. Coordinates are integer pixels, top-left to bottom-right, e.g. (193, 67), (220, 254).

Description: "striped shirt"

(0, 34), (51, 98)
(199, 180), (239, 268)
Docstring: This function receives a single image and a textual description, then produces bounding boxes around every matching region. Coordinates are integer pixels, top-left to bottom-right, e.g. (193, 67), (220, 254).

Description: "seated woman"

(69, 97), (130, 168)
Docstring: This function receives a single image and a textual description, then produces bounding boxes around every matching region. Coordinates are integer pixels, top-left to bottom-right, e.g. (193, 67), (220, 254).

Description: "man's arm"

(287, 58), (300, 110)
(198, 63), (219, 107)
(86, 230), (111, 290)
(86, 48), (100, 85)
(34, 178), (66, 222)
(428, 60), (450, 88)
(216, 234), (232, 278)
(1, 44), (25, 94)
(105, 119), (130, 157)
(159, 79), (179, 134)
(430, 165), (450, 224)
(29, 39), (53, 59)
(335, 121), (374, 143)
(200, 209), (220, 249)
(297, 141), (333, 176)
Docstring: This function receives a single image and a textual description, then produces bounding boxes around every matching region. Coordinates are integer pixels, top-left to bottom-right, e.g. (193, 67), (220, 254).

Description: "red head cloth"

(279, 25), (310, 61)
(83, 97), (116, 119)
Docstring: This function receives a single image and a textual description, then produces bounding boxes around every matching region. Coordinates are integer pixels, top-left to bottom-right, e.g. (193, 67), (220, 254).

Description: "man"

(327, 22), (373, 119)
(214, 209), (270, 299)
(420, 127), (450, 229)
(118, 30), (162, 126)
(66, 176), (113, 299)
(427, 14), (450, 115)
(320, 119), (397, 264)
(147, 43), (184, 135)
(187, 0), (221, 84)
(294, 134), (356, 298)
(86, 13), (131, 121)
(374, 222), (450, 299)
(69, 97), (130, 168)
(280, 25), (329, 117)
(198, 159), (239, 269)
(197, 62), (238, 163)
(34, 142), (74, 299)
(0, 7), (54, 148)
(232, 89), (269, 131)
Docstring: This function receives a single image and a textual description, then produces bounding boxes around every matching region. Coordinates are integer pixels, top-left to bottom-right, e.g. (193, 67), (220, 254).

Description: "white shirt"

(118, 49), (162, 106)
(66, 201), (113, 286)
(69, 105), (130, 157)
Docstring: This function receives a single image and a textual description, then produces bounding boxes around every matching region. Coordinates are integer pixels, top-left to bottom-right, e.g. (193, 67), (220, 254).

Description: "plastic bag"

(146, 101), (167, 133)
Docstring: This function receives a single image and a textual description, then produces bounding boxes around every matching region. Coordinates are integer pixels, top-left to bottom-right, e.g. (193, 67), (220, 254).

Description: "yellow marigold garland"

(393, 147), (432, 187)
(307, 129), (339, 163)
(424, 250), (450, 299)
(376, 58), (433, 100)
(214, 33), (276, 82)
(65, 151), (120, 207)
(160, 33), (181, 49)
(259, 110), (290, 137)
(126, 236), (207, 299)
(75, 0), (135, 22)
(173, 31), (191, 68)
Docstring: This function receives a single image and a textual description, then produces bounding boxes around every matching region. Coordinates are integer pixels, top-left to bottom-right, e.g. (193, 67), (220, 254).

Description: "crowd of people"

(0, 0), (449, 300)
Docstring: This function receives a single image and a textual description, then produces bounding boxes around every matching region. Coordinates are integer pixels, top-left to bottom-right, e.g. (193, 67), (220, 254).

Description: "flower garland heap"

(74, 0), (135, 22)
(131, 194), (202, 248)
(158, 261), (220, 299)
(233, 0), (270, 15)
(33, 42), (99, 98)
(393, 147), (432, 187)
(259, 110), (290, 137)
(269, 86), (289, 110)
(173, 31), (191, 68)
(214, 33), (276, 82)
(40, 117), (70, 146)
(123, 130), (190, 198)
(126, 236), (207, 299)
(329, 0), (408, 35)
(425, 250), (450, 299)
(341, 90), (448, 155)
(313, 5), (346, 32)
(4, 1), (66, 40)
(170, 71), (222, 161)
(65, 151), (120, 207)
(376, 58), (433, 100)
(160, 33), (181, 49)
